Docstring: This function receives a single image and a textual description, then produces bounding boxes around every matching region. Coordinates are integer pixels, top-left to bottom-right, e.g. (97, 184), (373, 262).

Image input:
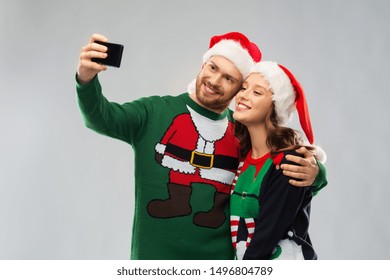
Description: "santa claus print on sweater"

(147, 105), (239, 229)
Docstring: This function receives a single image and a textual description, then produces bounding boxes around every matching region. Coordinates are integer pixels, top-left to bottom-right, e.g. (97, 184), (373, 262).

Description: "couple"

(76, 32), (327, 260)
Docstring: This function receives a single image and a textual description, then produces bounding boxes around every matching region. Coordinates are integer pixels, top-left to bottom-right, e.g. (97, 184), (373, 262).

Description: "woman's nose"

(238, 89), (249, 100)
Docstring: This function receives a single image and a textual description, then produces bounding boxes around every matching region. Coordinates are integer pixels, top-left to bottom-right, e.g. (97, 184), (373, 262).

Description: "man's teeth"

(205, 85), (216, 94)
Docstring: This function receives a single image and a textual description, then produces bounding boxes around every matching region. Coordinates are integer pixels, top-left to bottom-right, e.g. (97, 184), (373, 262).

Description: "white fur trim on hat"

(300, 141), (327, 163)
(250, 61), (296, 125)
(187, 79), (196, 95)
(203, 40), (255, 79)
(313, 145), (327, 163)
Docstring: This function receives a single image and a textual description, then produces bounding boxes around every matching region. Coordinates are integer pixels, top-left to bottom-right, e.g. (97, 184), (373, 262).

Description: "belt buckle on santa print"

(190, 151), (214, 169)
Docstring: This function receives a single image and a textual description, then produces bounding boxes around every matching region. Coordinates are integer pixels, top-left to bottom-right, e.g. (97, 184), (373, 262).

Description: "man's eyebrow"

(209, 60), (218, 68)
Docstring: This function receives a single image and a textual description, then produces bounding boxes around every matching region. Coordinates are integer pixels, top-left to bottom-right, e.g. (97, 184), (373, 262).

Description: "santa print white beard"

(187, 106), (228, 144)
(188, 106), (236, 184)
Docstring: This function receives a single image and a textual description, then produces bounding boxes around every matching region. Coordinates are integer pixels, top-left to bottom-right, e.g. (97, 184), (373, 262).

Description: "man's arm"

(75, 34), (146, 145)
(280, 147), (328, 194)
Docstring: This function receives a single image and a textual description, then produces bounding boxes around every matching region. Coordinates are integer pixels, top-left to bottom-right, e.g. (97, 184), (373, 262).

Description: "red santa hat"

(251, 61), (326, 162)
(203, 32), (262, 78)
(188, 32), (261, 94)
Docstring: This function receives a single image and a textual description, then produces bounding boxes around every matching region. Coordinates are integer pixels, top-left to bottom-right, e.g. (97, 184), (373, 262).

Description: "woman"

(230, 61), (326, 260)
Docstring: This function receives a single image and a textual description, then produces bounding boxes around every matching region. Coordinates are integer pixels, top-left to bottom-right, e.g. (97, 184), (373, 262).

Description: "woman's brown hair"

(234, 102), (313, 159)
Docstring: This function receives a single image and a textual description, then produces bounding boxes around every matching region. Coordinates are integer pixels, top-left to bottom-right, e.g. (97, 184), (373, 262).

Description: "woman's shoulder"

(272, 149), (302, 166)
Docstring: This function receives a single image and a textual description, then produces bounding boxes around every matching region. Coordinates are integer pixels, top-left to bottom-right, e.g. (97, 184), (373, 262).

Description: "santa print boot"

(193, 191), (229, 228)
(147, 183), (192, 218)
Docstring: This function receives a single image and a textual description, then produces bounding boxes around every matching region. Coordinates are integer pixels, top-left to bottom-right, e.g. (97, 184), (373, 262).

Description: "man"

(76, 32), (327, 259)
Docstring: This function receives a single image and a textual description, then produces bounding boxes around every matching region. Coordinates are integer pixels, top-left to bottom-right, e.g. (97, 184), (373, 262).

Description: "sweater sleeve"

(76, 75), (146, 145)
(311, 161), (328, 196)
(243, 152), (310, 260)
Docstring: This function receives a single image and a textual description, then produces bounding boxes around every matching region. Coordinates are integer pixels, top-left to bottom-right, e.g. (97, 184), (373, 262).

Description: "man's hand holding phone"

(77, 34), (124, 84)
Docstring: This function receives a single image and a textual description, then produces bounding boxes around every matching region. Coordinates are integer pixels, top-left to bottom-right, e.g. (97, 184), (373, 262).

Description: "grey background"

(1, 0), (389, 259)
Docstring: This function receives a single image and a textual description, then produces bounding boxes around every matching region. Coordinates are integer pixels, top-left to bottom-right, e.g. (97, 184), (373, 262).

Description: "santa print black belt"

(165, 143), (239, 170)
(232, 191), (258, 199)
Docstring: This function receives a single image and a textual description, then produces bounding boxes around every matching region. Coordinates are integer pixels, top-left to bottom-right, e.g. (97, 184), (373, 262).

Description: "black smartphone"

(92, 41), (124, 68)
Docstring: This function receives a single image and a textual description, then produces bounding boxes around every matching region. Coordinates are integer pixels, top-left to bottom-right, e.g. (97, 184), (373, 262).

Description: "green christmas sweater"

(76, 75), (327, 260)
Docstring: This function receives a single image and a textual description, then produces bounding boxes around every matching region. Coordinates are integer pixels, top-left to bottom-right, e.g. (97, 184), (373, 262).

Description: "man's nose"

(210, 74), (222, 87)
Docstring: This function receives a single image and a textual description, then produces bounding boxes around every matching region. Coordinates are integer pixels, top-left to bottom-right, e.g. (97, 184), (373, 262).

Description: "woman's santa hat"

(251, 61), (326, 162)
(188, 32), (261, 94)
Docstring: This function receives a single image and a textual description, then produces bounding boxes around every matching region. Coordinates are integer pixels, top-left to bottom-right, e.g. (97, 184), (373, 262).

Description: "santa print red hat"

(250, 61), (326, 162)
(188, 32), (261, 94)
